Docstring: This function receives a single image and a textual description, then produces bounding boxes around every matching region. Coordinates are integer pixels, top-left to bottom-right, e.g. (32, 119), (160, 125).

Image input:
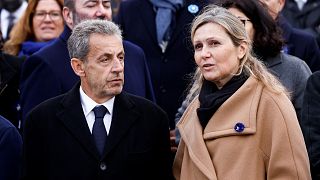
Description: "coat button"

(234, 122), (245, 132)
(100, 162), (107, 171)
(159, 86), (167, 93)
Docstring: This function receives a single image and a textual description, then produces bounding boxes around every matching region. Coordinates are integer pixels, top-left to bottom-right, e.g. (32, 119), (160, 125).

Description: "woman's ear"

(70, 58), (85, 77)
(238, 41), (248, 60)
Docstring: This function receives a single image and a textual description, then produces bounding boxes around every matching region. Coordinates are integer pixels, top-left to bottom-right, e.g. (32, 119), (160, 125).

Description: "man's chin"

(109, 86), (123, 95)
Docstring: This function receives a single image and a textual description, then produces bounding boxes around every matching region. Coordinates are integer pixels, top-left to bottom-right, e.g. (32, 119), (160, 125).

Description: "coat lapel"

(177, 76), (261, 179)
(138, 0), (158, 46)
(203, 77), (260, 139)
(103, 92), (139, 157)
(177, 99), (218, 180)
(56, 82), (100, 160)
(264, 54), (283, 78)
(168, 0), (207, 47)
(0, 55), (16, 93)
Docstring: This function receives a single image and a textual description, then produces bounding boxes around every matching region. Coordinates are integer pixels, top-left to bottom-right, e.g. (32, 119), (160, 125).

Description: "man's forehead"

(77, 0), (111, 5)
(89, 34), (123, 50)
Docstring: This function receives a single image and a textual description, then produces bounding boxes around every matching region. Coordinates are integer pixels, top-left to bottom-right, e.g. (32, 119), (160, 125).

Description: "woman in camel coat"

(173, 5), (311, 180)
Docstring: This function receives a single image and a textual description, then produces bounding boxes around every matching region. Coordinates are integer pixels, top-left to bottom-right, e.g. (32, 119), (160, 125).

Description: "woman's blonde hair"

(3, 0), (64, 55)
(185, 5), (288, 103)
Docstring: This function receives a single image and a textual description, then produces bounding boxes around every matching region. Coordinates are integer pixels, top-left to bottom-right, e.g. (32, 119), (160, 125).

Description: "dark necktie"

(7, 13), (15, 39)
(92, 105), (109, 156)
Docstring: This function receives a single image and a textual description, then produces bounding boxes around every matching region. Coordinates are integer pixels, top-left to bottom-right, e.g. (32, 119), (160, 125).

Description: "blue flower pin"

(234, 122), (245, 132)
(188, 4), (199, 14)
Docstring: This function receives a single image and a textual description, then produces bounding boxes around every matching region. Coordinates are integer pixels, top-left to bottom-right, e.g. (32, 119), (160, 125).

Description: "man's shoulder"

(27, 93), (66, 118)
(123, 92), (153, 106)
(24, 38), (69, 70)
(290, 28), (315, 42)
(121, 92), (165, 113)
(308, 70), (320, 84)
(123, 40), (144, 54)
(29, 38), (67, 62)
(120, 0), (141, 8)
(0, 52), (24, 70)
(0, 115), (15, 131)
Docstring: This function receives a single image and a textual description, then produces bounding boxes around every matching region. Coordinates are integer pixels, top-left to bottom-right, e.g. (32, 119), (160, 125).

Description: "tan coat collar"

(177, 76), (262, 179)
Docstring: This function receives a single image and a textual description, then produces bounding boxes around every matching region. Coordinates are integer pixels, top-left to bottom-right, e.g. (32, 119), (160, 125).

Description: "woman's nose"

(201, 46), (211, 58)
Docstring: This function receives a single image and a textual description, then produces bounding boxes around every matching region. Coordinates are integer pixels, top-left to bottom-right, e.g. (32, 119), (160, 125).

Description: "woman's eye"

(194, 44), (203, 50)
(208, 40), (220, 46)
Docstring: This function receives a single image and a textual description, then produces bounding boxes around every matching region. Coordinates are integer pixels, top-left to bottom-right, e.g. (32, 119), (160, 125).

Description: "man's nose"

(112, 58), (124, 72)
(95, 4), (108, 18)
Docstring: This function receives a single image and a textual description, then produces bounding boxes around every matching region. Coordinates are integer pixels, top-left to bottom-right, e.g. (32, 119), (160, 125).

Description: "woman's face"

(32, 0), (64, 42)
(193, 22), (246, 88)
(228, 7), (255, 41)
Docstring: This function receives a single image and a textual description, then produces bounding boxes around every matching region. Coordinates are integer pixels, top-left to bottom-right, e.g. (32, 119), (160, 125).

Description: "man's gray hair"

(64, 0), (75, 10)
(67, 19), (122, 61)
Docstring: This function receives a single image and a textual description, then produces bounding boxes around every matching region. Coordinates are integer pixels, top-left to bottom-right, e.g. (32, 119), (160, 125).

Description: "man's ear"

(63, 7), (73, 29)
(279, 0), (285, 12)
(70, 58), (85, 77)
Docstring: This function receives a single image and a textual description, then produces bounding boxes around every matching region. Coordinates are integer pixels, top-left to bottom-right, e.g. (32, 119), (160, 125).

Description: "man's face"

(71, 0), (112, 28)
(81, 33), (125, 103)
(259, 0), (285, 19)
(2, 0), (23, 12)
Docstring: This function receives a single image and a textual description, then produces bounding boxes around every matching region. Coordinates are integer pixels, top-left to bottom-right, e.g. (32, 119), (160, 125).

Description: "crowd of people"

(0, 0), (320, 179)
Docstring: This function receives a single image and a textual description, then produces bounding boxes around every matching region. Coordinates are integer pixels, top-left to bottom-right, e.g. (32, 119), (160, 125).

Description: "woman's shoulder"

(280, 53), (311, 71)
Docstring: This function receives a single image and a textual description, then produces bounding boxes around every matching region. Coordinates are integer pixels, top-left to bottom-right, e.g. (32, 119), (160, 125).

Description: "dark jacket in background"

(0, 52), (24, 128)
(115, 0), (209, 128)
(0, 115), (22, 180)
(301, 70), (320, 179)
(22, 83), (171, 180)
(282, 0), (320, 46)
(20, 26), (156, 124)
(279, 16), (320, 72)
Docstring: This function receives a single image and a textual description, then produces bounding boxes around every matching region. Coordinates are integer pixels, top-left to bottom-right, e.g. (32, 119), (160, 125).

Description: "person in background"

(22, 19), (171, 179)
(111, 0), (123, 18)
(282, 0), (320, 46)
(0, 115), (23, 180)
(0, 0), (27, 41)
(173, 5), (311, 179)
(301, 70), (320, 179)
(220, 0), (311, 120)
(259, 0), (320, 72)
(115, 0), (209, 131)
(20, 0), (155, 125)
(0, 30), (24, 129)
(3, 0), (64, 57)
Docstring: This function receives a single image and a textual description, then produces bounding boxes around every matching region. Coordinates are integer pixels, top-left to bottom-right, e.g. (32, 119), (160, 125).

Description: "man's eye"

(103, 2), (111, 8)
(86, 2), (97, 8)
(101, 58), (109, 62)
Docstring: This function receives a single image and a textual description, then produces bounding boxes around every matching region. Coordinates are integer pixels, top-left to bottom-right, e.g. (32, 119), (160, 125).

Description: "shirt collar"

(1, 1), (28, 18)
(79, 86), (115, 117)
(295, 0), (307, 3)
